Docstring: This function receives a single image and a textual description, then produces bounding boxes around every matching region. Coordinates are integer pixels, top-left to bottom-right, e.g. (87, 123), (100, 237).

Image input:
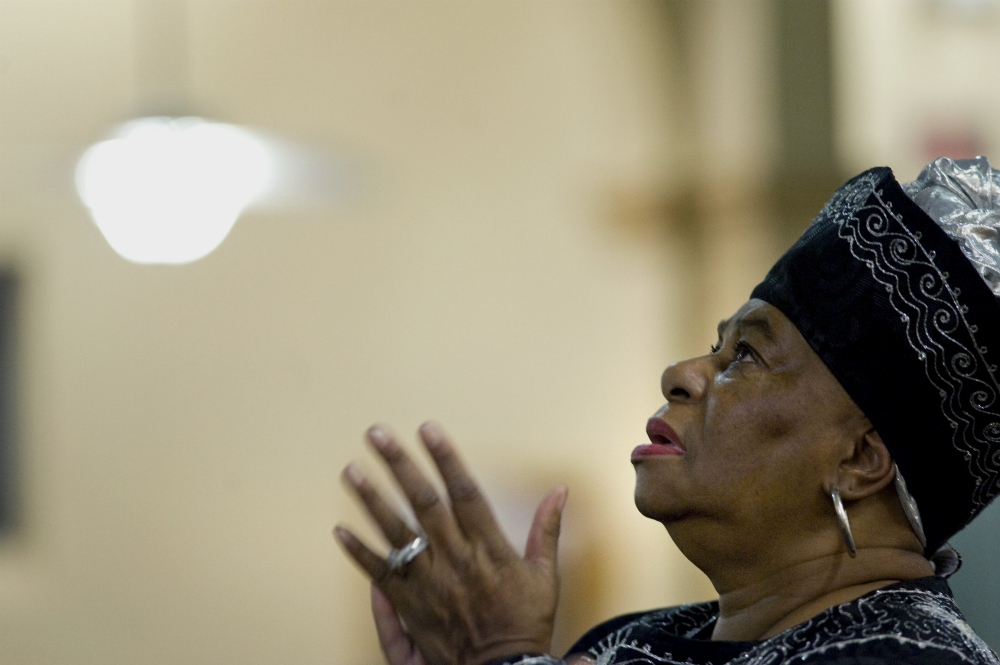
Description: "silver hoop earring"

(831, 484), (857, 558)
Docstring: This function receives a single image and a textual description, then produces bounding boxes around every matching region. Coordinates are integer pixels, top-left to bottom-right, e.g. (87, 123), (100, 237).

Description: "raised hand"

(335, 422), (568, 665)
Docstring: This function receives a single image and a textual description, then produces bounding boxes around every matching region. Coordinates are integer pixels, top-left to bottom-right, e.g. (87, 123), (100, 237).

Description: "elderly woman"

(335, 158), (1000, 665)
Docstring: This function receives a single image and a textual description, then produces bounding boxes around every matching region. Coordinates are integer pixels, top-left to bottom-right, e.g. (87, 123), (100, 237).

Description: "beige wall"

(834, 0), (1000, 180)
(0, 2), (732, 663)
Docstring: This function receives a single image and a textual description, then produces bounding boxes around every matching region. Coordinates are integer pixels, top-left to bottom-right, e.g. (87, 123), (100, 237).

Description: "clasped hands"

(335, 422), (569, 665)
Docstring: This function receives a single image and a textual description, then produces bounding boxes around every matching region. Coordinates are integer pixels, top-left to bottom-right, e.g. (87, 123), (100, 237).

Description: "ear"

(836, 427), (896, 501)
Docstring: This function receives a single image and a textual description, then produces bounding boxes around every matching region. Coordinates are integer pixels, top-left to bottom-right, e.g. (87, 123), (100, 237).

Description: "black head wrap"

(751, 164), (1000, 555)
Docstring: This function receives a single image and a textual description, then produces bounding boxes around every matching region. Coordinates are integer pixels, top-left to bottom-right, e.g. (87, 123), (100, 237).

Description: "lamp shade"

(76, 117), (272, 264)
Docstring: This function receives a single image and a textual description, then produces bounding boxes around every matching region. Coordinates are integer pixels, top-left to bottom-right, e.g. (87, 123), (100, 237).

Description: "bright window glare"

(76, 117), (272, 265)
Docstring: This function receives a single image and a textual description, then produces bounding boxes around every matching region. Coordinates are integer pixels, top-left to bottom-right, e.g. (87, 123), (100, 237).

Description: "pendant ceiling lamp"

(77, 116), (272, 265)
(76, 0), (274, 265)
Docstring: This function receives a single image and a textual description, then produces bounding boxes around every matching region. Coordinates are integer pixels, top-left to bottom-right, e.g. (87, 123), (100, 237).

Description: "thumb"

(524, 485), (568, 566)
(371, 585), (419, 665)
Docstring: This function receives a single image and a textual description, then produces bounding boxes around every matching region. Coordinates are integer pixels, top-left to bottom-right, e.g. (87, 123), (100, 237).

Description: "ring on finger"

(386, 536), (428, 572)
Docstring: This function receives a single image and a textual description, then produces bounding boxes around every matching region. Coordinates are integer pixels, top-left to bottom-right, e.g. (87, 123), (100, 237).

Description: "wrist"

(472, 640), (552, 665)
(479, 654), (558, 665)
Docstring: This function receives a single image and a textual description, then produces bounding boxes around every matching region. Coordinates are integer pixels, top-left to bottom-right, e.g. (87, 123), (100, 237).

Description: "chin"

(633, 482), (680, 523)
(633, 464), (704, 528)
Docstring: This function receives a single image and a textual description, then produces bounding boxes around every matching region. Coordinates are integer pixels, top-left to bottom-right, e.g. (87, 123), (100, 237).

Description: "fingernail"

(557, 486), (569, 511)
(343, 462), (364, 486)
(367, 425), (389, 448)
(333, 525), (351, 543)
(420, 422), (442, 448)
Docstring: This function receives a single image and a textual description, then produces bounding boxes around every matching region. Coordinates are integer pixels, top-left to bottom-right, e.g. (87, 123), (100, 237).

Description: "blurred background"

(0, 0), (999, 662)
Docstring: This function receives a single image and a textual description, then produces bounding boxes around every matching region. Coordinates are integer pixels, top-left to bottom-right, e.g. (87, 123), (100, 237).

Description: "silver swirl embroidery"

(823, 173), (1000, 514)
(495, 657), (564, 665)
(731, 588), (999, 665)
(581, 587), (997, 665)
(586, 604), (721, 665)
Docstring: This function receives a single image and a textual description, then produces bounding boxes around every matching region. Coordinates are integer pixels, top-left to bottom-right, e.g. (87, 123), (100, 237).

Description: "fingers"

(371, 585), (423, 665)
(524, 486), (568, 567)
(418, 422), (510, 556)
(343, 462), (418, 548)
(367, 426), (464, 552)
(334, 526), (393, 583)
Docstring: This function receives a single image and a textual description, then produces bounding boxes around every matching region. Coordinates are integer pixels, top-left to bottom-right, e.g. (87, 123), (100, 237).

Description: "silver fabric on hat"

(902, 156), (1000, 298)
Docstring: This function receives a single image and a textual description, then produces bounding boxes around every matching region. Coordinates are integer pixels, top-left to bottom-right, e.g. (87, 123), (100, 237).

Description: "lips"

(631, 417), (686, 461)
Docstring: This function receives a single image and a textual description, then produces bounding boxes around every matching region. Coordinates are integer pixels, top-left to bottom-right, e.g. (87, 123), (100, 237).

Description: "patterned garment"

(494, 577), (998, 665)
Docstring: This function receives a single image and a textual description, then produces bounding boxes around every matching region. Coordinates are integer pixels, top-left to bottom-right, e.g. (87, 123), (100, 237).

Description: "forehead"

(718, 299), (800, 343)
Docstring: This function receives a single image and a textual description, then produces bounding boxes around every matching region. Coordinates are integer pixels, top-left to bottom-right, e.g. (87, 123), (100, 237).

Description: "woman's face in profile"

(633, 299), (866, 559)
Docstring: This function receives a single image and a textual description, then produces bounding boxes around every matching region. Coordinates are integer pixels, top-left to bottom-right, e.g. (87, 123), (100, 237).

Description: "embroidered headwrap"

(751, 157), (1000, 556)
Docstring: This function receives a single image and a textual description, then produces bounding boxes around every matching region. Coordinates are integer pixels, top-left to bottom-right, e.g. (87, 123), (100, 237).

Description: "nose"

(661, 357), (709, 402)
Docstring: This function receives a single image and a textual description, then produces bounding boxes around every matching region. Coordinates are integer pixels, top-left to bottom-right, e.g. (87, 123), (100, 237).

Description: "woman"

(335, 157), (1000, 665)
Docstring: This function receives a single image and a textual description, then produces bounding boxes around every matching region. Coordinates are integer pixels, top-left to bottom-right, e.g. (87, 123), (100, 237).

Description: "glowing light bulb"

(76, 117), (272, 264)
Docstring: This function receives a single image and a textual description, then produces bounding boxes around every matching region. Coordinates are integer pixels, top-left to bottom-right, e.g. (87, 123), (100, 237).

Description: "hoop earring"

(831, 484), (857, 558)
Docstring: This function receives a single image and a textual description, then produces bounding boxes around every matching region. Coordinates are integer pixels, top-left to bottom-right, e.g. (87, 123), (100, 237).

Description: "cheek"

(698, 388), (806, 483)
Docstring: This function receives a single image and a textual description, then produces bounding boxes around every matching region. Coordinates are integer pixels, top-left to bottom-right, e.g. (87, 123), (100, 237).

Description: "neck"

(709, 547), (933, 641)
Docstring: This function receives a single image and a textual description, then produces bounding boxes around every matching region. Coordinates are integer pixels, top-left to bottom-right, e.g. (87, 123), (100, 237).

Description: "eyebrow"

(717, 316), (777, 342)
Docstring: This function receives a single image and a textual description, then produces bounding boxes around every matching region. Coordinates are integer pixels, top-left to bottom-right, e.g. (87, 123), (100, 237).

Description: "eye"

(733, 341), (755, 362)
(710, 342), (721, 354)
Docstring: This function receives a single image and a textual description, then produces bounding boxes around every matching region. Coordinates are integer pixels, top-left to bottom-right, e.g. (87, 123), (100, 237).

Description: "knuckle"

(449, 545), (478, 576)
(448, 478), (480, 503)
(410, 487), (441, 512)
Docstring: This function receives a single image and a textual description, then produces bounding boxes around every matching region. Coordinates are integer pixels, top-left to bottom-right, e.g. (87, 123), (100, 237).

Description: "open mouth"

(632, 418), (686, 460)
(646, 417), (685, 450)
